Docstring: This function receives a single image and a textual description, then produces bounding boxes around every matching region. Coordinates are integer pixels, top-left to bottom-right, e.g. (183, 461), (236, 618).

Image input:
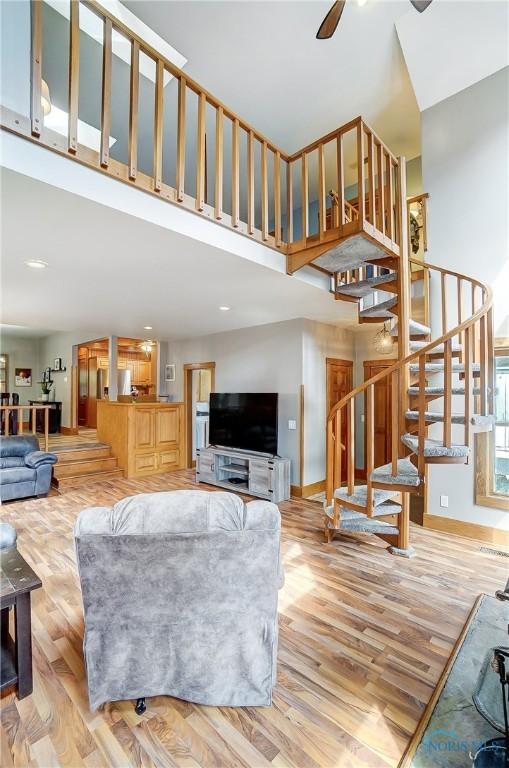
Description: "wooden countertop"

(97, 400), (183, 408)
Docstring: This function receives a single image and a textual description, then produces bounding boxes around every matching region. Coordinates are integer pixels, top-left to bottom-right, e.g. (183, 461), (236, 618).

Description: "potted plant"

(39, 379), (53, 402)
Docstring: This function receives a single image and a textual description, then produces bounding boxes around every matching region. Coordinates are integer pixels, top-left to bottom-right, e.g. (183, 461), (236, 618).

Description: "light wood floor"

(1, 471), (507, 768)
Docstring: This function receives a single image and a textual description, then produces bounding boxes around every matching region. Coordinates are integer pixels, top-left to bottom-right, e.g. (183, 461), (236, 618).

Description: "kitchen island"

(97, 400), (185, 478)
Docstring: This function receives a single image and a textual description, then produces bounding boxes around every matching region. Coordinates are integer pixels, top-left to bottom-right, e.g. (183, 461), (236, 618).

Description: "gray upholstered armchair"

(0, 435), (57, 502)
(74, 490), (284, 712)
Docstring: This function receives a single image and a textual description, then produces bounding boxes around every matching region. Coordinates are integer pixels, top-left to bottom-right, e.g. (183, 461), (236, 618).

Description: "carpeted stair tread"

(408, 362), (481, 374)
(391, 319), (431, 338)
(359, 297), (398, 319)
(409, 341), (462, 354)
(408, 386), (482, 396)
(406, 412), (495, 429)
(313, 234), (391, 273)
(334, 485), (400, 507)
(335, 273), (396, 298)
(370, 458), (421, 488)
(401, 433), (469, 458)
(325, 506), (399, 535)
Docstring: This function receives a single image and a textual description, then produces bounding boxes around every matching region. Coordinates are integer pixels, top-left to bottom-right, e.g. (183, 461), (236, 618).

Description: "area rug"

(400, 594), (509, 767)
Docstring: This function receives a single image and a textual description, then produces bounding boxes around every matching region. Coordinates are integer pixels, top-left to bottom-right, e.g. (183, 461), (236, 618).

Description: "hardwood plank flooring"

(1, 470), (507, 767)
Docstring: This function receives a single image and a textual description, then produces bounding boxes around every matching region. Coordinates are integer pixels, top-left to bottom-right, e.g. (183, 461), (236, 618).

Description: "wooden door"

(363, 360), (396, 469)
(78, 352), (88, 426)
(87, 357), (98, 428)
(326, 358), (353, 481)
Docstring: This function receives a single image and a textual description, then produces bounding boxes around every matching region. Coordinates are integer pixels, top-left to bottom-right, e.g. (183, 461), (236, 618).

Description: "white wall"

(421, 66), (509, 532)
(302, 320), (354, 486)
(0, 331), (41, 404)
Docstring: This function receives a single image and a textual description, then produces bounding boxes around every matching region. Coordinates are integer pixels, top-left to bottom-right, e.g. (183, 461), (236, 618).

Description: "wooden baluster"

(347, 399), (355, 495)
(195, 91), (206, 209)
(337, 134), (345, 227)
(418, 355), (426, 476)
(386, 152), (393, 242)
(153, 59), (164, 193)
(367, 131), (375, 226)
(464, 324), (472, 447)
(5, 409), (10, 437)
(398, 493), (410, 552)
(423, 267), (430, 329)
(357, 121), (365, 224)
(100, 17), (112, 168)
(376, 141), (384, 235)
(31, 407), (36, 435)
(457, 278), (463, 365)
(231, 119), (240, 228)
(260, 139), (268, 239)
(274, 150), (282, 248)
(487, 306), (494, 415)
(366, 385), (374, 516)
(301, 154), (308, 239)
(128, 40), (139, 180)
(30, 0), (42, 137)
(176, 77), (186, 202)
(391, 370), (399, 476)
(286, 161), (293, 244)
(318, 143), (326, 241)
(245, 130), (255, 234)
(68, 0), (79, 153)
(441, 273), (447, 334)
(44, 407), (49, 452)
(214, 106), (223, 220)
(334, 409), (342, 494)
(444, 339), (452, 447)
(479, 314), (487, 416)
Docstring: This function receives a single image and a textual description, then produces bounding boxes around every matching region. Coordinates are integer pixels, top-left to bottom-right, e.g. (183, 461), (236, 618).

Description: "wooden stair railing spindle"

(100, 17), (112, 168)
(366, 386), (374, 515)
(176, 76), (186, 202)
(441, 273), (447, 334)
(31, 407), (36, 435)
(44, 407), (49, 452)
(347, 400), (355, 495)
(68, 0), (80, 154)
(232, 118), (240, 229)
(334, 409), (342, 493)
(357, 120), (365, 224)
(318, 143), (326, 242)
(487, 306), (494, 414)
(260, 139), (268, 239)
(214, 106), (223, 220)
(336, 134), (345, 228)
(247, 129), (255, 234)
(274, 150), (282, 248)
(286, 160), (293, 244)
(464, 324), (472, 447)
(128, 40), (139, 180)
(443, 338), (452, 448)
(391, 370), (399, 476)
(195, 91), (206, 209)
(367, 130), (375, 227)
(154, 59), (164, 193)
(301, 154), (309, 239)
(418, 354), (426, 477)
(479, 314), (487, 416)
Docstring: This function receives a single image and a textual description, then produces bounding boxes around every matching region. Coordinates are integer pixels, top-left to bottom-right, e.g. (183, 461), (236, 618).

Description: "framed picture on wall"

(165, 364), (176, 382)
(53, 357), (62, 371)
(15, 368), (32, 387)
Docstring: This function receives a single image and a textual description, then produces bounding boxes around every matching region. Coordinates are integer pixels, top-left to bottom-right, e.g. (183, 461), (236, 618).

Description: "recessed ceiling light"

(219, 306), (231, 311)
(143, 326), (153, 330)
(357, 0), (368, 6)
(25, 259), (48, 269)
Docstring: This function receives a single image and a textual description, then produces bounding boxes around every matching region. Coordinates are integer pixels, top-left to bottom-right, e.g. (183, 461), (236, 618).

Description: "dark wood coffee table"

(1, 547), (42, 698)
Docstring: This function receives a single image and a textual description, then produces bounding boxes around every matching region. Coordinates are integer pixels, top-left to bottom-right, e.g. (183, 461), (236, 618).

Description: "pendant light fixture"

(374, 322), (394, 355)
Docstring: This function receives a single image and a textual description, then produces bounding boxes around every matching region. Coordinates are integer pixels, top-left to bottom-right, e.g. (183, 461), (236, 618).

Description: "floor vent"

(480, 546), (509, 557)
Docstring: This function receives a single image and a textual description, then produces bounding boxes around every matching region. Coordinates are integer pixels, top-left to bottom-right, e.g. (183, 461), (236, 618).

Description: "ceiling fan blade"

(409, 0), (433, 12)
(316, 0), (346, 40)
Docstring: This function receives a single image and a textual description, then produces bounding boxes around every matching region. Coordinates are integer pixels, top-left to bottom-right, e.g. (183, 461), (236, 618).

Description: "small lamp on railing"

(41, 79), (52, 116)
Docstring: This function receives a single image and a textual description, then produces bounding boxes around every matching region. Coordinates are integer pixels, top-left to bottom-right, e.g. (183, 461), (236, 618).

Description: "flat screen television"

(209, 393), (278, 455)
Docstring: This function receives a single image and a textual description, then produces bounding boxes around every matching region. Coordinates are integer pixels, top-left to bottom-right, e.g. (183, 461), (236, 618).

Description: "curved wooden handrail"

(327, 258), (493, 423)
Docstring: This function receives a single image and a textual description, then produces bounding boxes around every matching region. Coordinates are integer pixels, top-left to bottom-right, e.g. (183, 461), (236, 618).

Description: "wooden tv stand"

(195, 446), (290, 502)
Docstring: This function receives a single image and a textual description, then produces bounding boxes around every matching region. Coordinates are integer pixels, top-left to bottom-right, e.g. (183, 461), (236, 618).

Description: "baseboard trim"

(423, 513), (509, 547)
(60, 426), (79, 435)
(291, 479), (326, 499)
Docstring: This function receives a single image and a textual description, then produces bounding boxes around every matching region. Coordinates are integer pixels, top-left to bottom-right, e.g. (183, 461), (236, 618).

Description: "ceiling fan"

(316, 0), (433, 40)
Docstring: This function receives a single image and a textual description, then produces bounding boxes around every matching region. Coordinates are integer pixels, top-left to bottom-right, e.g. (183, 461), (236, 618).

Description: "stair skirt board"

(313, 234), (391, 273)
(401, 433), (470, 458)
(336, 273), (396, 298)
(369, 458), (421, 488)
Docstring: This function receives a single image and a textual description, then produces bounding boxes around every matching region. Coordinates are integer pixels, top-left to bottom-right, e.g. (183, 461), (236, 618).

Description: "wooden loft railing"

(0, 404), (51, 452)
(1, 0), (404, 267)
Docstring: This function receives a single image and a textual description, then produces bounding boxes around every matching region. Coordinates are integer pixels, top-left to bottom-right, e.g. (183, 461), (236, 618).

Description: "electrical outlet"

(440, 495), (449, 508)
(288, 420), (297, 430)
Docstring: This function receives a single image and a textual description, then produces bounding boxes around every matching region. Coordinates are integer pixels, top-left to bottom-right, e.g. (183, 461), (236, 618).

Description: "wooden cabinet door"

(139, 361), (150, 385)
(363, 360), (396, 469)
(326, 358), (353, 480)
(135, 409), (154, 449)
(197, 450), (216, 483)
(156, 408), (179, 448)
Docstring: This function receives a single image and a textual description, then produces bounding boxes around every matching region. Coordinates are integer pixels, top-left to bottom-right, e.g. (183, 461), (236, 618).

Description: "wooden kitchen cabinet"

(97, 401), (184, 478)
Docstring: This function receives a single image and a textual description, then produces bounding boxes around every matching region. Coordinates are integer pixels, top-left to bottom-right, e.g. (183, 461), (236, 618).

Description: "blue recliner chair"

(0, 435), (57, 502)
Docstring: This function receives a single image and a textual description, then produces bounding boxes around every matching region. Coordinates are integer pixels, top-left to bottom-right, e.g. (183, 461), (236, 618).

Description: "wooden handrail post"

(68, 0), (80, 153)
(356, 120), (365, 224)
(128, 39), (139, 180)
(100, 17), (112, 168)
(396, 158), (410, 458)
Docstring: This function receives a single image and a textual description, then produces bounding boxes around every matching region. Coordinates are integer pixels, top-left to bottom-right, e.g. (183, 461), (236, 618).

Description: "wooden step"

(53, 468), (124, 489)
(335, 273), (397, 298)
(53, 456), (119, 479)
(409, 341), (463, 358)
(51, 445), (112, 462)
(408, 386), (481, 397)
(325, 505), (400, 535)
(408, 362), (481, 375)
(391, 319), (431, 338)
(359, 296), (398, 320)
(333, 485), (400, 513)
(401, 433), (469, 461)
(369, 458), (422, 491)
